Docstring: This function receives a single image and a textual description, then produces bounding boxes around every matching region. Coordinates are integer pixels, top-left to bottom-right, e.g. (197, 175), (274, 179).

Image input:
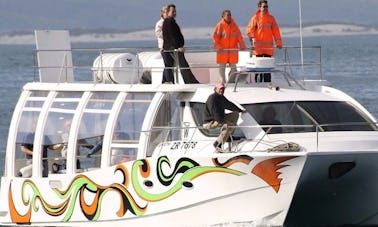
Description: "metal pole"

(299, 0), (304, 78)
(174, 49), (179, 83)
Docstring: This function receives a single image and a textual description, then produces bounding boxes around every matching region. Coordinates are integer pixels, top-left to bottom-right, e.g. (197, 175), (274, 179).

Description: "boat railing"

(231, 68), (306, 91)
(13, 121), (378, 177)
(280, 45), (323, 80)
(147, 120), (378, 155)
(33, 46), (324, 86)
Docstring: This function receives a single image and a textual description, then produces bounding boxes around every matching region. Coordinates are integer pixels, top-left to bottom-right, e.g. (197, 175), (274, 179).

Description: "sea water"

(0, 34), (377, 177)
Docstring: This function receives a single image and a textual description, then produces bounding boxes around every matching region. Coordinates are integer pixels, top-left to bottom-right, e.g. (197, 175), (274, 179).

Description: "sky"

(0, 0), (377, 33)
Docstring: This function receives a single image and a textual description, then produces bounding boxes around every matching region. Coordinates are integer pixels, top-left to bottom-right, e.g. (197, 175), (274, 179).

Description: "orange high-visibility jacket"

(213, 18), (246, 64)
(246, 10), (282, 56)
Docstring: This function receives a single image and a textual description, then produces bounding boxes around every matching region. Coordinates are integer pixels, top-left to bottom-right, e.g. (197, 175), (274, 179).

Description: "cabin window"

(77, 92), (117, 171)
(43, 91), (82, 175)
(110, 93), (153, 163)
(246, 101), (377, 133)
(147, 93), (182, 156)
(188, 100), (376, 138)
(15, 91), (48, 178)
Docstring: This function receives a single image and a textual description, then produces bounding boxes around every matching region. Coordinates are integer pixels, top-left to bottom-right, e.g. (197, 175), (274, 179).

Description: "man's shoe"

(215, 146), (226, 153)
(213, 141), (226, 153)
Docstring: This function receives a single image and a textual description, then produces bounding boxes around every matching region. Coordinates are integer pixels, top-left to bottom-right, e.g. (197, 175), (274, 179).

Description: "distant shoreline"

(0, 24), (377, 45)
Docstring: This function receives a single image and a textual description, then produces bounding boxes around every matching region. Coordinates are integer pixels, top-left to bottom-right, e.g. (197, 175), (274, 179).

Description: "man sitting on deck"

(203, 83), (246, 152)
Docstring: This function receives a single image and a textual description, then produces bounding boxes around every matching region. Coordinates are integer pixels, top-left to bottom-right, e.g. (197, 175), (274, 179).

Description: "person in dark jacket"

(19, 133), (51, 177)
(162, 4), (199, 84)
(260, 106), (282, 133)
(204, 83), (246, 152)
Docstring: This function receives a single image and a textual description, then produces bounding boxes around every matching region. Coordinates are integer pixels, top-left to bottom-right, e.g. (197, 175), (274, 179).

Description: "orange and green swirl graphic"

(9, 155), (266, 224)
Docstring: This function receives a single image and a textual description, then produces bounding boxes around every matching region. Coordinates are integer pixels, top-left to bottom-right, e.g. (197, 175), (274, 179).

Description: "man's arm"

(20, 145), (33, 156)
(170, 20), (184, 48)
(223, 96), (245, 112)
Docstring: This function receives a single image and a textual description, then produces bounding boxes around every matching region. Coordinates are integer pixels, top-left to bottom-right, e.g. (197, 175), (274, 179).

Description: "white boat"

(0, 30), (378, 227)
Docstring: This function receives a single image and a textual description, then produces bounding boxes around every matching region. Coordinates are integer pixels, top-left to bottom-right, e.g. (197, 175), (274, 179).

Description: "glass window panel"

(190, 101), (377, 135)
(15, 91), (48, 177)
(245, 101), (377, 133)
(23, 91), (49, 110)
(113, 93), (153, 141)
(42, 91), (83, 175)
(110, 147), (138, 165)
(146, 93), (181, 156)
(77, 92), (117, 170)
(15, 110), (40, 177)
(55, 91), (83, 98)
(110, 93), (153, 163)
(24, 100), (45, 108)
(86, 92), (118, 110)
(29, 91), (49, 97)
(51, 91), (83, 110)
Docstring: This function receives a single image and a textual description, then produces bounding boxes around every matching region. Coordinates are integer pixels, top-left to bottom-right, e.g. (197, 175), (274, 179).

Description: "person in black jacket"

(259, 106), (282, 134)
(162, 4), (199, 84)
(204, 83), (246, 152)
(18, 132), (55, 177)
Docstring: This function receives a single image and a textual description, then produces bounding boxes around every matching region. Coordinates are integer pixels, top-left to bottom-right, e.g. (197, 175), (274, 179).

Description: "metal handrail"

(33, 46), (324, 85)
(144, 121), (378, 153)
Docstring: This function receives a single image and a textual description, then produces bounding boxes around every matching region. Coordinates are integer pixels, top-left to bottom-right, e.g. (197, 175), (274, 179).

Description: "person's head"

(263, 106), (276, 121)
(221, 10), (232, 23)
(167, 4), (176, 18)
(160, 5), (168, 19)
(214, 82), (225, 95)
(65, 119), (72, 129)
(258, 0), (269, 12)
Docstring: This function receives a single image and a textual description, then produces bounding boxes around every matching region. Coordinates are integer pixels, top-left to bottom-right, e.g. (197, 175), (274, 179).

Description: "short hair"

(258, 0), (268, 7)
(214, 82), (225, 91)
(221, 9), (231, 18)
(167, 4), (176, 11)
(263, 106), (276, 118)
(160, 6), (168, 18)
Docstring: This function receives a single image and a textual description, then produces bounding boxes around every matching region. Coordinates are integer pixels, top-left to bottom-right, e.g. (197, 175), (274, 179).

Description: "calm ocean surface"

(0, 34), (377, 178)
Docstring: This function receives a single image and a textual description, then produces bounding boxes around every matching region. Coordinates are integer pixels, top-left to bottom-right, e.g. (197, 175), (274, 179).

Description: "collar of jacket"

(221, 17), (235, 26)
(255, 9), (271, 17)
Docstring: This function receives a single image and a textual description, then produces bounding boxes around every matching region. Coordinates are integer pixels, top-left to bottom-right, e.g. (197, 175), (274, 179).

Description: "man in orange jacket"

(246, 0), (282, 82)
(213, 10), (246, 83)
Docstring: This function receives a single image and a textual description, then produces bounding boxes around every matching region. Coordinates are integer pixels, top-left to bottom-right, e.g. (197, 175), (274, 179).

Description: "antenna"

(298, 0), (304, 75)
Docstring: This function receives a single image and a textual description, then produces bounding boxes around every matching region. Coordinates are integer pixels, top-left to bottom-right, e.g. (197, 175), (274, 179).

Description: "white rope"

(266, 142), (301, 152)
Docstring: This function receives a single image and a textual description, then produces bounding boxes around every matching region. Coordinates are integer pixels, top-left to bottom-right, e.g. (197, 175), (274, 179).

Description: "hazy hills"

(1, 24), (377, 45)
(0, 0), (377, 34)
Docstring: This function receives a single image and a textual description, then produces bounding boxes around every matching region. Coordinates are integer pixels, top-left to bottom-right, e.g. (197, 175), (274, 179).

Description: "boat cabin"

(8, 85), (378, 178)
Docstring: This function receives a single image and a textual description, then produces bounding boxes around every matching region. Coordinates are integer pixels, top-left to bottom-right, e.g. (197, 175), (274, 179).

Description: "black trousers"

(162, 50), (199, 84)
(161, 51), (174, 83)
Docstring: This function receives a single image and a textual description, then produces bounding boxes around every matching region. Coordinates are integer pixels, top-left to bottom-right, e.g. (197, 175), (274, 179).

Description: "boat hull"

(0, 154), (305, 226)
(285, 152), (378, 226)
(2, 151), (378, 226)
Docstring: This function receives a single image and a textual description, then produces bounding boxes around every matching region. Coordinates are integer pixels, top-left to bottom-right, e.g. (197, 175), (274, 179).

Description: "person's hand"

(277, 45), (282, 49)
(51, 143), (63, 150)
(82, 144), (94, 149)
(241, 109), (247, 113)
(221, 123), (228, 130)
(178, 47), (185, 52)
